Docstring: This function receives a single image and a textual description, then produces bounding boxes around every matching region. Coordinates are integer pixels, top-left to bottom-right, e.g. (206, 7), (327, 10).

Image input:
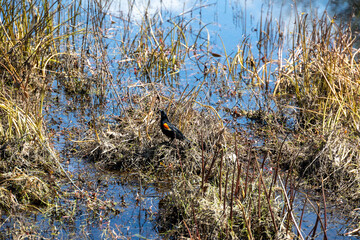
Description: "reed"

(0, 0), (85, 216)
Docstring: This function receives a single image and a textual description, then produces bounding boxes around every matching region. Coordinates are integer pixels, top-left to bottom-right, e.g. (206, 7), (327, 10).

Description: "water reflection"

(107, 0), (358, 51)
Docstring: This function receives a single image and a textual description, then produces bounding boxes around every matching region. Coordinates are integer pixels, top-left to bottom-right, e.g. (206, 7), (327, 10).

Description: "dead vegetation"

(1, 0), (359, 238)
(0, 0), (81, 217)
(0, 96), (61, 212)
(273, 14), (360, 202)
(72, 88), (298, 239)
(77, 93), (227, 174)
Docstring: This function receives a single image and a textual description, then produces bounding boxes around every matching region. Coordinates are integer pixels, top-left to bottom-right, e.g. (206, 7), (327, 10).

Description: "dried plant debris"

(74, 98), (287, 239)
(0, 139), (60, 212)
(270, 126), (360, 201)
(78, 104), (229, 175)
(156, 173), (283, 240)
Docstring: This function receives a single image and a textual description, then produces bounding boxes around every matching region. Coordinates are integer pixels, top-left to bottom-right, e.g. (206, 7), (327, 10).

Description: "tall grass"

(0, 0), (84, 213)
(274, 13), (360, 133)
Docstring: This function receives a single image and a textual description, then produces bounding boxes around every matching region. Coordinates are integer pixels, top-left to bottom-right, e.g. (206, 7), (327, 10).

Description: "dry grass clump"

(77, 93), (226, 176)
(0, 0), (65, 99)
(156, 151), (286, 240)
(0, 0), (80, 213)
(0, 143), (59, 212)
(275, 127), (360, 201)
(0, 95), (60, 212)
(0, 168), (53, 210)
(273, 14), (360, 201)
(0, 0), (94, 214)
(275, 14), (360, 132)
(57, 54), (92, 95)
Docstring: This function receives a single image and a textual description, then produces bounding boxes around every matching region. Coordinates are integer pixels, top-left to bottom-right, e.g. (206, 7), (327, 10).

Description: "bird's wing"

(162, 122), (172, 131)
(173, 127), (185, 138)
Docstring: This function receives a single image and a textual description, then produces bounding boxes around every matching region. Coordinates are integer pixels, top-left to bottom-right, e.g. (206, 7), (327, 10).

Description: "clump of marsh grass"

(156, 138), (302, 239)
(275, 14), (360, 132)
(0, 0), (83, 213)
(0, 0), (62, 97)
(0, 94), (61, 211)
(273, 13), (360, 201)
(75, 87), (226, 175)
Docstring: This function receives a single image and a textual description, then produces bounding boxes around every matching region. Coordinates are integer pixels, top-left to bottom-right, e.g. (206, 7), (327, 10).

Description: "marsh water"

(3, 0), (359, 239)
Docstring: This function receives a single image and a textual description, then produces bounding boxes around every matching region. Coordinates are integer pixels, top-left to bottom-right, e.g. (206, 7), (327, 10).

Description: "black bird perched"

(159, 109), (190, 142)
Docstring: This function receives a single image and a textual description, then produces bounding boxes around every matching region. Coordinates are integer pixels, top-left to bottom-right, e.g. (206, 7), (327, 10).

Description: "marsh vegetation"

(0, 0), (360, 239)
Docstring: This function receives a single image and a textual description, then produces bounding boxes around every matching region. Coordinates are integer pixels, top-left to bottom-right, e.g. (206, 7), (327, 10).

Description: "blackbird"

(159, 109), (190, 142)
